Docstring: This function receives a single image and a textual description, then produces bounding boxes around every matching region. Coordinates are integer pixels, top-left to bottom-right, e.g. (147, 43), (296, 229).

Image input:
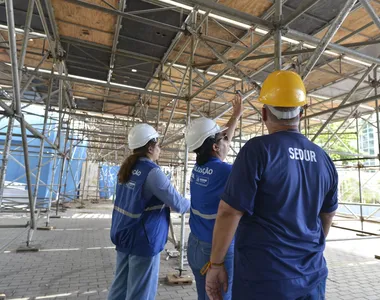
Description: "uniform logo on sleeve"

(289, 147), (317, 162)
(132, 169), (141, 176)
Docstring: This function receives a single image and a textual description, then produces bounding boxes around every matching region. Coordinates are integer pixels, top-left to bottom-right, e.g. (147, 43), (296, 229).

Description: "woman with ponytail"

(184, 94), (243, 300)
(108, 123), (190, 300)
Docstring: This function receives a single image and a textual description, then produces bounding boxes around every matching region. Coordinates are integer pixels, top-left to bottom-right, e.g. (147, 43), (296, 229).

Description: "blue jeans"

(108, 251), (160, 300)
(296, 277), (327, 300)
(187, 233), (234, 300)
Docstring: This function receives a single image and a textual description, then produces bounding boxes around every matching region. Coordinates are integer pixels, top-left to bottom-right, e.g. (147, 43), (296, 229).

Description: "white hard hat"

(128, 124), (159, 150)
(185, 117), (225, 152)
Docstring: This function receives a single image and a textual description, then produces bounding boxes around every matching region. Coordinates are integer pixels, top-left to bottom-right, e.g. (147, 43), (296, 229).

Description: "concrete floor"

(0, 203), (380, 300)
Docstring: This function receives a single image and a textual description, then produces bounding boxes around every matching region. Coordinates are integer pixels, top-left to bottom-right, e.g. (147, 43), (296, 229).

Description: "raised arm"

(224, 93), (244, 142)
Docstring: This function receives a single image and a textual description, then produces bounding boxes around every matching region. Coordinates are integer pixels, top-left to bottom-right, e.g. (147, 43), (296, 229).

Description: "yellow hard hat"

(258, 70), (307, 107)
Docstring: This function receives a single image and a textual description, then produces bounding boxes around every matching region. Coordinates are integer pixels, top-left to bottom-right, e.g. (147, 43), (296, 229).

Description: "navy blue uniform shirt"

(222, 130), (338, 299)
(190, 157), (232, 243)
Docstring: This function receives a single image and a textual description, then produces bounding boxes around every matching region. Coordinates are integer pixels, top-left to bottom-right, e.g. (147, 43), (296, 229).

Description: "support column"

(57, 64), (63, 147)
(46, 149), (57, 226)
(55, 123), (69, 216)
(96, 162), (101, 203)
(304, 106), (307, 136)
(356, 117), (364, 232)
(0, 117), (14, 211)
(30, 70), (54, 234)
(274, 0), (282, 70)
(374, 68), (380, 166)
(5, 0), (36, 234)
(179, 100), (190, 276)
(179, 13), (195, 277)
(63, 130), (74, 202)
(79, 158), (88, 208)
(157, 64), (163, 130)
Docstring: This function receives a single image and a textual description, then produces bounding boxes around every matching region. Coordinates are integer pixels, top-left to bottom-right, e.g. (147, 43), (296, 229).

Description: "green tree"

(307, 121), (358, 165)
(340, 177), (380, 204)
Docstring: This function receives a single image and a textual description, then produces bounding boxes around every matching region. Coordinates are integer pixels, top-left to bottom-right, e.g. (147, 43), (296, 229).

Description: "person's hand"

(205, 266), (228, 300)
(232, 93), (244, 119)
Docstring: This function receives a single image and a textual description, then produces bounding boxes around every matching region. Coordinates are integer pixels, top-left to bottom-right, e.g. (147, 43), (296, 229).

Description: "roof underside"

(0, 0), (379, 165)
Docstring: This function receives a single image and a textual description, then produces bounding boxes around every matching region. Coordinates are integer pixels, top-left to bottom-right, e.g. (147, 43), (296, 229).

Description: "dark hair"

(194, 136), (216, 166)
(118, 140), (157, 184)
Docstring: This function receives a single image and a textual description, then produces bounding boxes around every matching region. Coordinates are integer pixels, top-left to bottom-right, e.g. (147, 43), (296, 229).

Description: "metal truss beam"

(191, 29), (261, 88)
(274, 0), (282, 70)
(301, 0), (357, 79)
(190, 32), (272, 99)
(304, 93), (380, 121)
(103, 0), (126, 113)
(61, 36), (161, 64)
(282, 0), (322, 27)
(178, 0), (380, 66)
(310, 64), (376, 141)
(25, 71), (187, 100)
(359, 0), (380, 31)
(287, 28), (380, 66)
(65, 0), (184, 33)
(185, 0), (273, 28)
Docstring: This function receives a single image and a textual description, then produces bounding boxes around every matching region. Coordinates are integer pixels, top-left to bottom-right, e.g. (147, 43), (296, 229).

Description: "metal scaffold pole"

(374, 67), (380, 167)
(179, 101), (190, 276)
(63, 128), (74, 202)
(96, 162), (101, 203)
(80, 158), (88, 207)
(30, 70), (54, 234)
(55, 120), (69, 216)
(274, 0), (282, 70)
(157, 64), (163, 130)
(178, 10), (195, 277)
(46, 148), (57, 226)
(356, 117), (364, 232)
(0, 117), (14, 211)
(0, 0), (36, 213)
(5, 0), (36, 238)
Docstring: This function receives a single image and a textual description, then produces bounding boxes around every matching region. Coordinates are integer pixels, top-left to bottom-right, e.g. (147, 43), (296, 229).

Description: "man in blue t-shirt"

(204, 70), (338, 300)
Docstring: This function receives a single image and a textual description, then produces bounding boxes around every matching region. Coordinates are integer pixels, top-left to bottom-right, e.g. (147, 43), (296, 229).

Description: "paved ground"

(0, 203), (380, 300)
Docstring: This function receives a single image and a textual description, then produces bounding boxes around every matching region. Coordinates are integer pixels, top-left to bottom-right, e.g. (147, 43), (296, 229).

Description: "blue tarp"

(0, 106), (87, 204)
(99, 164), (119, 199)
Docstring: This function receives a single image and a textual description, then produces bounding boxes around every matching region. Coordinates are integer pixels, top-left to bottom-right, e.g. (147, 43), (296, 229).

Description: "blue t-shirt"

(222, 130), (338, 299)
(190, 157), (232, 243)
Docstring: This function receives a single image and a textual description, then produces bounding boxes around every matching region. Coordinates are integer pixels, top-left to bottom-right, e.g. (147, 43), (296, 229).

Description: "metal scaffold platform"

(0, 0), (380, 298)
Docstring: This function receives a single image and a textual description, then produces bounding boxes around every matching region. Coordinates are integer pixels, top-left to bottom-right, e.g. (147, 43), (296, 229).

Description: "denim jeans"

(108, 251), (160, 300)
(295, 277), (327, 300)
(187, 233), (234, 300)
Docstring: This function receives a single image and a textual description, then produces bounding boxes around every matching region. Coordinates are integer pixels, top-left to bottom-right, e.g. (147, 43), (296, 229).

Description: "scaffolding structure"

(0, 0), (379, 273)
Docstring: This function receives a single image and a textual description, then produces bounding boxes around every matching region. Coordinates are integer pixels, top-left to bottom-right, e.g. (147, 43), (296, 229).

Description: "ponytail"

(118, 140), (157, 184)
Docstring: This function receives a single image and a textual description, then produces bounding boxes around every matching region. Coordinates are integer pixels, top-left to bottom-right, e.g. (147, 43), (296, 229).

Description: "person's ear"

(148, 145), (154, 154)
(262, 107), (268, 122)
(212, 143), (219, 152)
